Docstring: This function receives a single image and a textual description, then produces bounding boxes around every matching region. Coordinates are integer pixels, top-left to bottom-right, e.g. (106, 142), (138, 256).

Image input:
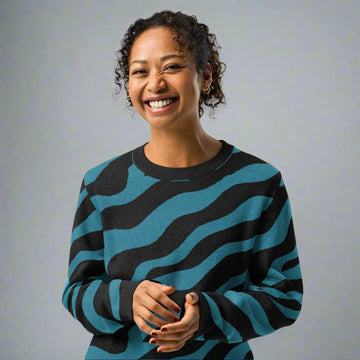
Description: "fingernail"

(173, 306), (180, 312)
(150, 332), (158, 337)
(157, 349), (163, 353)
(150, 339), (156, 345)
(172, 317), (178, 323)
(190, 293), (195, 300)
(161, 327), (168, 332)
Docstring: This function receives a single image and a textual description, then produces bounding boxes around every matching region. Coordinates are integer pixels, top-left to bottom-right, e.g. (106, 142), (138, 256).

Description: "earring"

(203, 87), (211, 95)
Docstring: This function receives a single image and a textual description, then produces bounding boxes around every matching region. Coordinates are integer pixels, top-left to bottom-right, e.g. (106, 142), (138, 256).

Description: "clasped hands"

(132, 280), (200, 353)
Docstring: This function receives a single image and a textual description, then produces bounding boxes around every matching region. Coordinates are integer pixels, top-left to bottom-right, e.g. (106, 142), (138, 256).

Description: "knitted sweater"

(62, 140), (303, 359)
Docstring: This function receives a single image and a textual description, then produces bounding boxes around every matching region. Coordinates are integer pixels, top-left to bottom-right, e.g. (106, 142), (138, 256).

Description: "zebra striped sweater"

(62, 140), (303, 359)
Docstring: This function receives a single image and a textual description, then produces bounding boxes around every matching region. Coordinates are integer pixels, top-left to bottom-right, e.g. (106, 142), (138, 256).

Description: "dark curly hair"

(114, 10), (226, 117)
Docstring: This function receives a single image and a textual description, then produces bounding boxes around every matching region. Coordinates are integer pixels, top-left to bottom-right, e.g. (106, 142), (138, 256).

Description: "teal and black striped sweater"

(62, 140), (303, 359)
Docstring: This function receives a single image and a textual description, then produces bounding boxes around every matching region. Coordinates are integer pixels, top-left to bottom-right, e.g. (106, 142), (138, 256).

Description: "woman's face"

(128, 26), (210, 131)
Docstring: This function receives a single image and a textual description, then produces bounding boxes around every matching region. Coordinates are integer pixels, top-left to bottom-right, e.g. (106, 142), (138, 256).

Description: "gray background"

(1, 0), (359, 359)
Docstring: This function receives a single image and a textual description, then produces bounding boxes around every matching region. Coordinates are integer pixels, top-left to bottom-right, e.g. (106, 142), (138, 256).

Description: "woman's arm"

(62, 178), (139, 334)
(151, 177), (302, 350)
(192, 180), (303, 343)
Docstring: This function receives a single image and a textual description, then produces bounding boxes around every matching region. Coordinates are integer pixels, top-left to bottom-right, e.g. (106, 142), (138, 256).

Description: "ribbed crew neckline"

(132, 140), (234, 180)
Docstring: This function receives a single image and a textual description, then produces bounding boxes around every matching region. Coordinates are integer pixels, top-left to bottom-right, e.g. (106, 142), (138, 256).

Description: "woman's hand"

(149, 292), (200, 353)
(132, 280), (181, 335)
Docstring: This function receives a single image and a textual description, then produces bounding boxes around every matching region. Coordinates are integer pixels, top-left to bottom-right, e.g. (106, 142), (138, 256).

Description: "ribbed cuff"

(192, 291), (212, 339)
(119, 280), (144, 322)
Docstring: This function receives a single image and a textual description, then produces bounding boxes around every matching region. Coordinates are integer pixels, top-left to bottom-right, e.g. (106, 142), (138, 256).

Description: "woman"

(62, 10), (303, 359)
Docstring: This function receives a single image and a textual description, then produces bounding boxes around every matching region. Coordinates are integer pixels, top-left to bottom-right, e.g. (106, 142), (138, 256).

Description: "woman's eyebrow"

(130, 54), (183, 67)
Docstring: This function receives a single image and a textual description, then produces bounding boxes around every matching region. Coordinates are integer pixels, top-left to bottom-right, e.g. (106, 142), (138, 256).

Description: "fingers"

(149, 292), (200, 353)
(132, 281), (181, 335)
(158, 284), (176, 296)
(147, 284), (180, 313)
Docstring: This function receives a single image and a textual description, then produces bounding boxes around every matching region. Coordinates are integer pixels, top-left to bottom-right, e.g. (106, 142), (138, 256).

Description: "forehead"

(130, 26), (183, 61)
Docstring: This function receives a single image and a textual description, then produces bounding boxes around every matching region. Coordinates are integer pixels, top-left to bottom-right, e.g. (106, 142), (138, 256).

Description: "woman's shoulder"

(228, 142), (280, 172)
(82, 145), (142, 189)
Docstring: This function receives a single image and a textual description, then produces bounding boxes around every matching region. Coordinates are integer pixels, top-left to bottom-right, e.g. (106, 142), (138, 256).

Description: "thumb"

(186, 292), (199, 305)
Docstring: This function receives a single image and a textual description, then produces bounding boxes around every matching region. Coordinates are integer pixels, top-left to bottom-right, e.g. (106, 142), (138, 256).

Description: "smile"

(147, 98), (176, 109)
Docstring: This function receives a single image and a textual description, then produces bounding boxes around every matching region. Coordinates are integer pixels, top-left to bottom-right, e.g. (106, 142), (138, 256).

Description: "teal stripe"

(155, 239), (254, 289)
(253, 199), (292, 253)
(283, 263), (302, 280)
(226, 291), (275, 336)
(92, 164), (160, 211)
(133, 195), (272, 280)
(68, 249), (103, 278)
(105, 164), (278, 258)
(86, 325), (152, 359)
(62, 282), (73, 312)
(271, 298), (301, 320)
(71, 284), (81, 320)
(224, 341), (252, 359)
(269, 247), (298, 273)
(203, 293), (244, 343)
(171, 340), (220, 359)
(251, 285), (302, 302)
(261, 247), (301, 286)
(82, 281), (123, 334)
(216, 270), (249, 294)
(76, 188), (88, 211)
(109, 279), (121, 321)
(71, 211), (102, 243)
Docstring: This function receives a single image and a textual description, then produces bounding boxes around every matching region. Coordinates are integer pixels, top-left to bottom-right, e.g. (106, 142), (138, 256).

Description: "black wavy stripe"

(203, 323), (227, 342)
(256, 183), (288, 235)
(147, 175), (284, 281)
(79, 179), (85, 193)
(65, 286), (75, 316)
(90, 325), (133, 353)
(86, 151), (133, 196)
(192, 251), (253, 292)
(250, 224), (296, 286)
(147, 220), (256, 282)
(270, 279), (303, 295)
(72, 193), (95, 230)
(93, 282), (114, 321)
(208, 293), (259, 340)
(102, 151), (267, 231)
(70, 259), (105, 284)
(108, 177), (278, 279)
(246, 291), (296, 330)
(282, 257), (299, 271)
(203, 342), (243, 360)
(69, 230), (104, 263)
(266, 292), (302, 311)
(140, 340), (205, 359)
(75, 282), (103, 335)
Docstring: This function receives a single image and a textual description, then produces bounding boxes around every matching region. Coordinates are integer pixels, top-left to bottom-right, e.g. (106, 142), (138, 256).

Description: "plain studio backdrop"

(1, 1), (359, 359)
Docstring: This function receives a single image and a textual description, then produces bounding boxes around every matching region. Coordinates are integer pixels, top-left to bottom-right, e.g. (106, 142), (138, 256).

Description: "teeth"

(148, 98), (175, 108)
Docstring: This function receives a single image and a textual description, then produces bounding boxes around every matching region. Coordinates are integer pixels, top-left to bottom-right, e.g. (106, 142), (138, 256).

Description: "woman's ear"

(201, 63), (212, 92)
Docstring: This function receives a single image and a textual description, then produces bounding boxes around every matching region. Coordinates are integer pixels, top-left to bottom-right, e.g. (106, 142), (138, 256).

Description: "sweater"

(62, 140), (303, 359)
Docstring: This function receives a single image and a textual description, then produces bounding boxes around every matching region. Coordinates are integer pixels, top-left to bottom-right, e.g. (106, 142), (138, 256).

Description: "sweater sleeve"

(192, 177), (303, 343)
(62, 177), (140, 335)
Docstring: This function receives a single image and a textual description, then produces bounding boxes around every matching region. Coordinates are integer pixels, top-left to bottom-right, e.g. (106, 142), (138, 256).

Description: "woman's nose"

(147, 73), (167, 93)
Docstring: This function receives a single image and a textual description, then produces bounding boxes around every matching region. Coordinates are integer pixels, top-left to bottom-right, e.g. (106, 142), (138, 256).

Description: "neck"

(145, 126), (221, 168)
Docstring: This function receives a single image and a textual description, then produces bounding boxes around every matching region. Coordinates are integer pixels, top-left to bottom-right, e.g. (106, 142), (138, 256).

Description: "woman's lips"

(145, 97), (178, 113)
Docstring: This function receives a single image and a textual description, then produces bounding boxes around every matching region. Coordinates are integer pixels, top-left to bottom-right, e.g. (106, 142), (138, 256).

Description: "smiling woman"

(62, 10), (303, 360)
(128, 27), (211, 137)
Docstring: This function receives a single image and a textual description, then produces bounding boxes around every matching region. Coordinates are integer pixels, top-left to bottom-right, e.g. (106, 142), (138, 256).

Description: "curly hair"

(114, 10), (226, 117)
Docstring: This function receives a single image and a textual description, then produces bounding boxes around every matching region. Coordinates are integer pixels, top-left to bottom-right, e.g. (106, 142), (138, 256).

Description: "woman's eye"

(131, 69), (146, 76)
(164, 64), (182, 72)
